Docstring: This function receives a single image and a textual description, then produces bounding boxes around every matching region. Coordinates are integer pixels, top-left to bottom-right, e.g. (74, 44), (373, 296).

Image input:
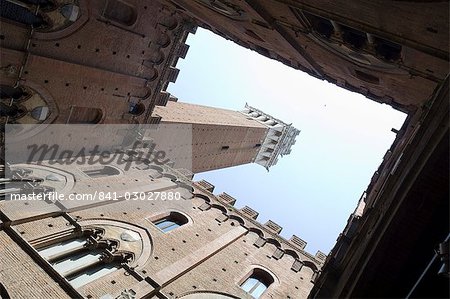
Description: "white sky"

(168, 28), (407, 255)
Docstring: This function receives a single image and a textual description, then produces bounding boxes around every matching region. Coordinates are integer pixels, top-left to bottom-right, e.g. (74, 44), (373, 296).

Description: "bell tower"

(151, 101), (299, 173)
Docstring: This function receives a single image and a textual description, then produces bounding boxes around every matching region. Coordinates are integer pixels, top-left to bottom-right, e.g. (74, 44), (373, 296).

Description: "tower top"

(241, 104), (300, 170)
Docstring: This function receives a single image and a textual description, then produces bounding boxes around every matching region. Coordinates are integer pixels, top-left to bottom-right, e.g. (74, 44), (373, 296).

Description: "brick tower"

(151, 101), (299, 173)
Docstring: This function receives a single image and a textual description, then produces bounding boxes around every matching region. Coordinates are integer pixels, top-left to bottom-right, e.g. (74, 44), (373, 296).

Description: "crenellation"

(166, 67), (180, 83)
(188, 181), (325, 268)
(0, 153), (323, 298)
(189, 181), (325, 266)
(1, 0), (442, 297)
(315, 251), (327, 263)
(290, 235), (308, 250)
(156, 91), (171, 106)
(217, 192), (237, 206)
(195, 180), (215, 192)
(168, 95), (179, 102)
(240, 205), (259, 220)
(264, 220), (283, 234)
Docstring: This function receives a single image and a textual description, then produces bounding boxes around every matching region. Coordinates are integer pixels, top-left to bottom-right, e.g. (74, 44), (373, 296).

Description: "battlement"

(146, 16), (197, 120)
(241, 104), (300, 170)
(217, 192), (236, 205)
(193, 179), (326, 263)
(315, 251), (327, 262)
(264, 220), (283, 234)
(290, 235), (308, 250)
(240, 206), (259, 220)
(196, 179), (215, 192)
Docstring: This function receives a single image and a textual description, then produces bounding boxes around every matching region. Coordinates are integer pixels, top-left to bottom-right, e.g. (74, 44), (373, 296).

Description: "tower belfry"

(241, 104), (300, 170)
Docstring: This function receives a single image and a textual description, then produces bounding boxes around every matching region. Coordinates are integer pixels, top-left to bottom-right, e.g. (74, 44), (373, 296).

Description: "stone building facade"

(1, 0), (302, 173)
(161, 0), (448, 113)
(152, 102), (299, 172)
(149, 1), (449, 297)
(0, 154), (324, 299)
(0, 0), (194, 125)
(1, 0), (449, 298)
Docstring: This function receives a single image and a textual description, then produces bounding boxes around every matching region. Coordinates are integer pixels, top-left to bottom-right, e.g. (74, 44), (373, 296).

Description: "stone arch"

(173, 181), (194, 200)
(192, 193), (211, 203)
(155, 32), (171, 48)
(248, 227), (265, 238)
(299, 262), (317, 281)
(158, 15), (178, 30)
(9, 163), (76, 194)
(266, 238), (282, 248)
(1, 82), (58, 124)
(211, 204), (228, 215)
(145, 50), (165, 65)
(284, 249), (300, 260)
(228, 214), (245, 226)
(302, 260), (319, 272)
(144, 66), (159, 82)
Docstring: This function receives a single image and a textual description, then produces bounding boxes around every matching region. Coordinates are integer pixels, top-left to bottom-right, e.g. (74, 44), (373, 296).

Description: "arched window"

(36, 229), (130, 289)
(240, 269), (274, 298)
(152, 212), (188, 233)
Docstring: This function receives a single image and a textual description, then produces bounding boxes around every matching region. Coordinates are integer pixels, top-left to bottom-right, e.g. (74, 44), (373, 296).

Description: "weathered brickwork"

(0, 230), (72, 299)
(1, 0), (195, 125)
(153, 101), (268, 172)
(2, 1), (447, 298)
(0, 156), (323, 298)
(162, 0), (448, 112)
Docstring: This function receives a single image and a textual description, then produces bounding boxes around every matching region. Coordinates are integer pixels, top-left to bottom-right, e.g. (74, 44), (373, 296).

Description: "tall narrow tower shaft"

(151, 101), (299, 173)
